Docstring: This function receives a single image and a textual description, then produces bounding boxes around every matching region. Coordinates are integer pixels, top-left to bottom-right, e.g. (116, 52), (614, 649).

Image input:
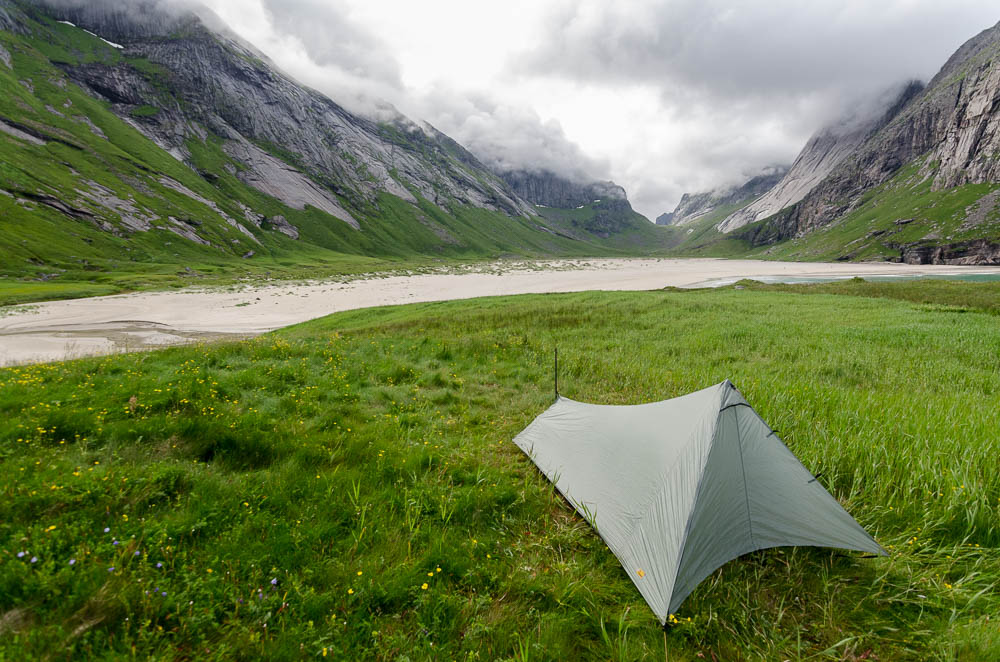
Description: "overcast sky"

(195, 0), (998, 220)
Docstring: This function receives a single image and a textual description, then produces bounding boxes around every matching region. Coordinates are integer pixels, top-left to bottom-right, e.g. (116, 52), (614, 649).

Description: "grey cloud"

(513, 0), (999, 215)
(406, 86), (611, 184)
(519, 0), (996, 112)
(259, 0), (402, 91)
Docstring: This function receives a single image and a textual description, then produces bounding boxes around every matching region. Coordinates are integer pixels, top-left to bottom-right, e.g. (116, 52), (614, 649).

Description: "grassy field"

(1, 283), (999, 660)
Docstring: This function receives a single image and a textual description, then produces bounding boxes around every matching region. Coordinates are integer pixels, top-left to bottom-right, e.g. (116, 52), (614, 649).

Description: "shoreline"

(4, 257), (1000, 366)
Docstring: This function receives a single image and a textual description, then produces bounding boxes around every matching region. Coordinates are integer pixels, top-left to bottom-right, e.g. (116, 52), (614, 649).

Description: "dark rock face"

(894, 239), (1000, 265)
(497, 168), (646, 236)
(25, 0), (534, 229)
(665, 166), (788, 227)
(655, 212), (674, 226)
(498, 169), (627, 209)
(749, 20), (1000, 244)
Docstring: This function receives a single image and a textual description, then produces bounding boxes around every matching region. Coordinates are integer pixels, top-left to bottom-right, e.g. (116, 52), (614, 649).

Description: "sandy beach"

(3, 257), (1000, 366)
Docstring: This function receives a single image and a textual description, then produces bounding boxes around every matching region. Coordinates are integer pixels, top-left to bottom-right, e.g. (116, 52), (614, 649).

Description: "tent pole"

(554, 346), (559, 400)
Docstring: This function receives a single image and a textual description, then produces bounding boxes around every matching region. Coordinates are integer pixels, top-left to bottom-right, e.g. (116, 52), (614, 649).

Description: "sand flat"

(4, 258), (1000, 365)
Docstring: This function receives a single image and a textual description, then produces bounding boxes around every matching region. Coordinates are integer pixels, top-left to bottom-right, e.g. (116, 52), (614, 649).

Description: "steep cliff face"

(498, 169), (626, 209)
(745, 21), (1000, 244)
(719, 82), (924, 233)
(497, 168), (650, 237)
(664, 166), (788, 227)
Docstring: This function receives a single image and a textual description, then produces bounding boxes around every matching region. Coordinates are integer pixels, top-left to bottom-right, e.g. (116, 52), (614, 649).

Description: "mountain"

(660, 166), (788, 228)
(732, 20), (1000, 263)
(496, 168), (653, 238)
(0, 0), (664, 290)
(719, 83), (924, 233)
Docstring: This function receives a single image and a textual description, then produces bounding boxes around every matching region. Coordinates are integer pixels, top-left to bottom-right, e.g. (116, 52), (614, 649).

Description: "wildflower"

(30, 557), (38, 564)
(427, 572), (434, 577)
(270, 578), (278, 586)
(108, 567), (115, 572)
(207, 568), (213, 573)
(421, 583), (428, 590)
(113, 540), (120, 546)
(347, 588), (354, 595)
(322, 648), (328, 657)
(156, 562), (163, 569)
(134, 551), (140, 557)
(357, 571), (363, 576)
(17, 551), (25, 558)
(436, 567), (441, 573)
(104, 527), (110, 533)
(161, 592), (166, 597)
(69, 559), (76, 565)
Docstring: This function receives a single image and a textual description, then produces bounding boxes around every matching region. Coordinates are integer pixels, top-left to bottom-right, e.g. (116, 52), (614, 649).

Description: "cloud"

(258, 0), (402, 91)
(405, 86), (610, 184)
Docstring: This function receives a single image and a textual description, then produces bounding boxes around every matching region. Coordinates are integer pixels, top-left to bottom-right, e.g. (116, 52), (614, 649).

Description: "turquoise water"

(701, 272), (1000, 288)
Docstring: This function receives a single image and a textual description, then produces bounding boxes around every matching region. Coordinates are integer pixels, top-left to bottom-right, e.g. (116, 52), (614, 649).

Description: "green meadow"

(1, 282), (999, 660)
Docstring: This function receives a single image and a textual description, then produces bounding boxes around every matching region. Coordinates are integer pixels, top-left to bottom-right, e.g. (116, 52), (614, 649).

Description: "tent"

(513, 379), (884, 623)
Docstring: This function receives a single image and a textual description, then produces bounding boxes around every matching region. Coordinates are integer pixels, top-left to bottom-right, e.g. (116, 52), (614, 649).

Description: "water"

(700, 272), (1000, 288)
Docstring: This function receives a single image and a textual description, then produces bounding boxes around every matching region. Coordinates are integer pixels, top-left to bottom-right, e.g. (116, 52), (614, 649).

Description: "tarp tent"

(513, 380), (884, 623)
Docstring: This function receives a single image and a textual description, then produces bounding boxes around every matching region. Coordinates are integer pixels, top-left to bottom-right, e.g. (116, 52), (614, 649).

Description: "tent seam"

(735, 407), (756, 549)
(667, 398), (729, 613)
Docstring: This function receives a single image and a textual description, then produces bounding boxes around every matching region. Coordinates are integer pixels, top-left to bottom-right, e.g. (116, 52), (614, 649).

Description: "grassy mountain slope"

(733, 160), (1000, 262)
(2, 284), (998, 659)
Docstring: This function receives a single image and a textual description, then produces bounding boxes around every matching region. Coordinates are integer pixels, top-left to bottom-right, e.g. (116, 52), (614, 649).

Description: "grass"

(1, 283), (999, 659)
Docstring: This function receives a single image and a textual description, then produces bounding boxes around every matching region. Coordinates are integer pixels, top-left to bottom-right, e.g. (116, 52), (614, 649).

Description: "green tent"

(513, 380), (884, 623)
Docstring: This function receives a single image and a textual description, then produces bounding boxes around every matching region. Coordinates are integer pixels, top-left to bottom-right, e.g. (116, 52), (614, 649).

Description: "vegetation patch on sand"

(1, 284), (998, 659)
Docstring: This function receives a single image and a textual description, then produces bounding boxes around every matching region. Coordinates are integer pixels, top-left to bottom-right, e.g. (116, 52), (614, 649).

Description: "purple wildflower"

(156, 562), (163, 569)
(113, 540), (119, 546)
(161, 591), (166, 597)
(134, 551), (140, 556)
(16, 551), (25, 558)
(108, 567), (115, 572)
(69, 559), (76, 565)
(270, 578), (278, 586)
(104, 527), (110, 533)
(30, 557), (38, 564)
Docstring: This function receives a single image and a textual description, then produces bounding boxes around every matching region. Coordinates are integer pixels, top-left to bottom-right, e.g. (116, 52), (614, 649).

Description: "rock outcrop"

(498, 169), (627, 209)
(498, 168), (648, 236)
(654, 212), (674, 226)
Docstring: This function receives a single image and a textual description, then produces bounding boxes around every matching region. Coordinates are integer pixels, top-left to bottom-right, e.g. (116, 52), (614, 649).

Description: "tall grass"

(1, 285), (998, 659)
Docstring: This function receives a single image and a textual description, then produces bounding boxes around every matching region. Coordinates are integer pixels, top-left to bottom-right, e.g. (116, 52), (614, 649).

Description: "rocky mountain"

(498, 169), (625, 209)
(719, 82), (924, 233)
(660, 166), (788, 227)
(731, 20), (1000, 263)
(0, 0), (665, 285)
(497, 168), (651, 237)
